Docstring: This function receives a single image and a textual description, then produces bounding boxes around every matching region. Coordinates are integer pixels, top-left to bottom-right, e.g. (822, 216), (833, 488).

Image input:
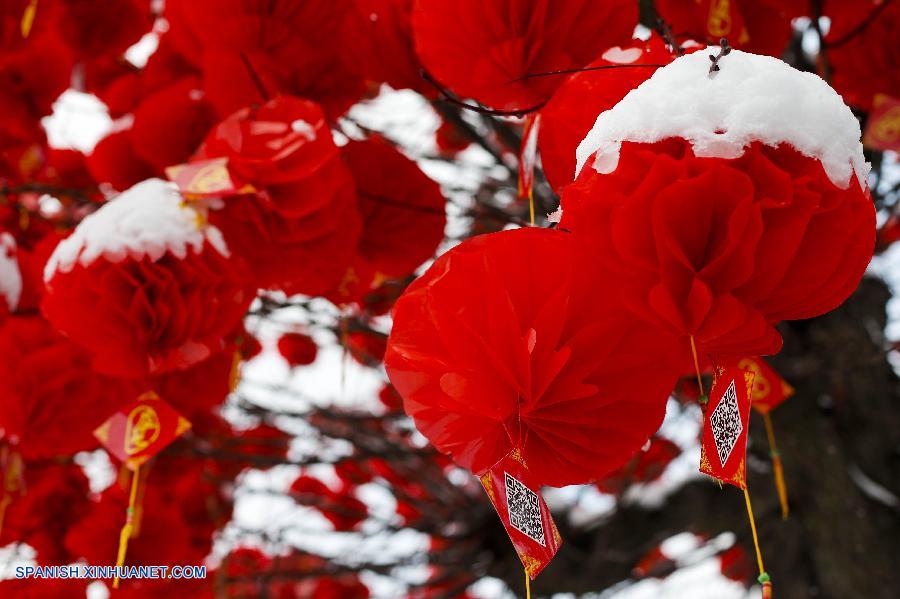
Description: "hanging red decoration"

(42, 178), (253, 378)
(385, 227), (681, 488)
(164, 0), (365, 119)
(412, 0), (638, 112)
(277, 332), (319, 367)
(596, 436), (681, 495)
(341, 0), (429, 95)
(825, 0), (900, 112)
(562, 49), (875, 362)
(0, 316), (140, 460)
(193, 96), (362, 295)
(538, 35), (676, 193)
(863, 94), (900, 153)
(341, 136), (446, 280)
(654, 0), (803, 57)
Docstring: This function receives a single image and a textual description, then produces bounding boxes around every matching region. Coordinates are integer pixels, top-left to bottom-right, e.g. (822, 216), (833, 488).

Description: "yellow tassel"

(524, 569), (531, 599)
(20, 0), (38, 38)
(113, 464), (141, 589)
(743, 485), (772, 598)
(762, 411), (789, 519)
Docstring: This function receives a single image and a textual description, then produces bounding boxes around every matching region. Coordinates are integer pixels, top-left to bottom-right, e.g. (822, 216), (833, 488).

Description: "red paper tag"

(863, 94), (900, 153)
(479, 449), (562, 579)
(700, 367), (754, 489)
(737, 357), (794, 415)
(93, 391), (191, 470)
(165, 157), (256, 200)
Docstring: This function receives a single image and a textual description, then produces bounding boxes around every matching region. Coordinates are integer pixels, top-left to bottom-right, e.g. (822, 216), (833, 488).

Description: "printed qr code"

(504, 472), (546, 547)
(711, 379), (743, 466)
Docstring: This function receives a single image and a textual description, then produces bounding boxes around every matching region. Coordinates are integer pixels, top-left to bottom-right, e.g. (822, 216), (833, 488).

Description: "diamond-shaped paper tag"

(737, 357), (794, 415)
(700, 367), (754, 489)
(165, 157), (256, 200)
(93, 391), (191, 471)
(479, 450), (562, 579)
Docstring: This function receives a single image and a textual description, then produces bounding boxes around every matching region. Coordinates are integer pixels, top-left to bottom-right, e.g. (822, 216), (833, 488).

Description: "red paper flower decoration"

(564, 50), (875, 361)
(538, 35), (676, 193)
(196, 96), (362, 295)
(412, 0), (638, 111)
(277, 332), (319, 367)
(596, 436), (681, 494)
(0, 316), (139, 460)
(42, 179), (253, 377)
(386, 227), (681, 487)
(342, 136), (446, 279)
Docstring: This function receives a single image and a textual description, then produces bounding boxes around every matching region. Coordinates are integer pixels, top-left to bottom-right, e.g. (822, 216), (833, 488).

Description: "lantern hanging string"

(763, 410), (789, 519)
(113, 464), (142, 589)
(689, 336), (771, 598)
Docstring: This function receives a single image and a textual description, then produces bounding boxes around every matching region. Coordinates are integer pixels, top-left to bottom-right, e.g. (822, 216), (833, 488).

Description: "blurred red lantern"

(386, 227), (681, 487)
(412, 0), (637, 111)
(42, 179), (253, 377)
(655, 0), (805, 57)
(342, 136), (446, 280)
(341, 0), (428, 94)
(825, 1), (900, 111)
(277, 332), (319, 367)
(596, 436), (681, 494)
(196, 96), (362, 295)
(0, 316), (139, 460)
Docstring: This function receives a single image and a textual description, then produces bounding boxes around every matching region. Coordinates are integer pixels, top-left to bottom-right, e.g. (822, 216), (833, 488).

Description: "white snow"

(290, 119), (316, 141)
(601, 46), (642, 64)
(575, 47), (869, 189)
(45, 178), (229, 279)
(0, 233), (21, 311)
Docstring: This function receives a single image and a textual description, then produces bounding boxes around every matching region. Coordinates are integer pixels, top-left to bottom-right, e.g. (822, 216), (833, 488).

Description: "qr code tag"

(504, 472), (546, 547)
(711, 380), (743, 466)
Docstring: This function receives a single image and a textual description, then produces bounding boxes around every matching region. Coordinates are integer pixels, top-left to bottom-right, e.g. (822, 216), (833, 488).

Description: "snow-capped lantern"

(42, 179), (253, 378)
(562, 46), (875, 362)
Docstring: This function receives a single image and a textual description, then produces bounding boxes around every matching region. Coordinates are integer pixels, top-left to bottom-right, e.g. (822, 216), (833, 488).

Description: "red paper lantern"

(825, 0), (900, 111)
(277, 332), (319, 367)
(562, 49), (875, 361)
(386, 227), (681, 487)
(165, 0), (365, 119)
(654, 0), (803, 57)
(0, 316), (139, 460)
(412, 0), (637, 111)
(342, 136), (446, 279)
(42, 179), (253, 378)
(196, 97), (362, 295)
(341, 0), (428, 94)
(538, 35), (677, 193)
